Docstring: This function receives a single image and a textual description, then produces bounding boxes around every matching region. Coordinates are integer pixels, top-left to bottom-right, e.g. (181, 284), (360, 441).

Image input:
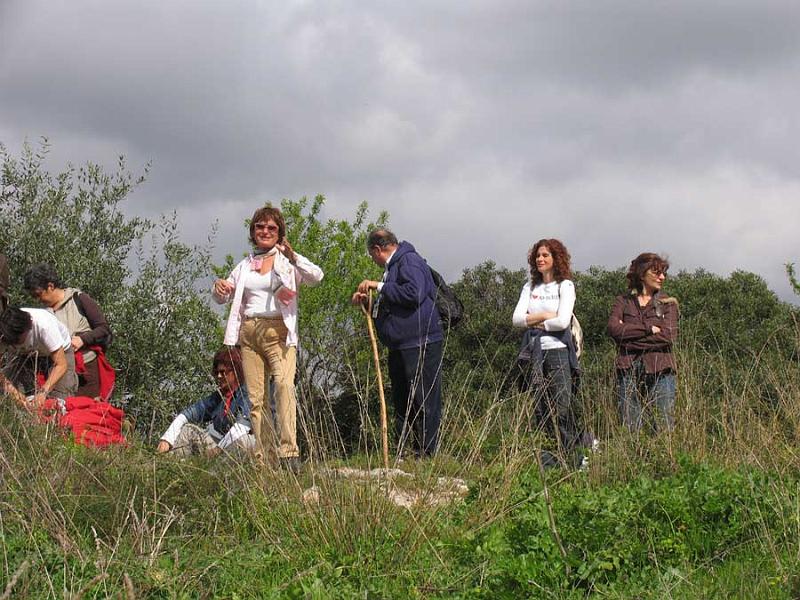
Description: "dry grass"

(0, 319), (799, 596)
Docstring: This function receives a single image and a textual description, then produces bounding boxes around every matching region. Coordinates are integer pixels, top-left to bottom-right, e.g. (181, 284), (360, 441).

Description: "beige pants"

(170, 423), (256, 458)
(239, 317), (299, 460)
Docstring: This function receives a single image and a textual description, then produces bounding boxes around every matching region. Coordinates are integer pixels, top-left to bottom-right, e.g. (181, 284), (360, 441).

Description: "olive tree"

(0, 140), (221, 437)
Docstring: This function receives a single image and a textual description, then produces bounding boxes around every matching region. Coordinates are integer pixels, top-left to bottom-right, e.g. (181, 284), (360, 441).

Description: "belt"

(244, 316), (283, 321)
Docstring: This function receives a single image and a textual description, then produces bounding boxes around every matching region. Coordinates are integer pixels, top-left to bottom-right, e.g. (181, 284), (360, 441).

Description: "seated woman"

(607, 252), (679, 433)
(156, 348), (255, 457)
(24, 263), (113, 400)
(0, 306), (79, 408)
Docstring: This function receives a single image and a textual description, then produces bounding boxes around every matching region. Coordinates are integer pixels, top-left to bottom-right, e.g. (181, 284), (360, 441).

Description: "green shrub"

(462, 458), (798, 597)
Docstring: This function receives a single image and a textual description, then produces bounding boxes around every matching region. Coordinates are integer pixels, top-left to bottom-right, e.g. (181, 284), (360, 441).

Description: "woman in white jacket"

(512, 238), (580, 465)
(213, 206), (323, 471)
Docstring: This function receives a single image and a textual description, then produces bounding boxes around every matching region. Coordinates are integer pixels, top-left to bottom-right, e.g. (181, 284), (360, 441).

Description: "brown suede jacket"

(607, 291), (678, 374)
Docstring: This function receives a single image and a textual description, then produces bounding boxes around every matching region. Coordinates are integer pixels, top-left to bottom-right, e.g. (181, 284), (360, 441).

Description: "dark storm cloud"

(1, 0), (799, 299)
(382, 1), (800, 86)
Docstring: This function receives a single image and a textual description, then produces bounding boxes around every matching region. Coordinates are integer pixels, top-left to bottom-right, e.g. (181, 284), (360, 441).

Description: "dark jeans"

(388, 341), (443, 457)
(530, 348), (580, 456)
(617, 365), (675, 433)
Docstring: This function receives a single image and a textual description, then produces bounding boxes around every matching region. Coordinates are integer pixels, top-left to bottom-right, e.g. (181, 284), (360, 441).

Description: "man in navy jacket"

(352, 229), (444, 458)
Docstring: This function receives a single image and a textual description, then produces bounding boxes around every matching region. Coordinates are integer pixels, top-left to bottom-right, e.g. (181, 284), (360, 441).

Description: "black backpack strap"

(72, 291), (87, 318)
(71, 291), (112, 348)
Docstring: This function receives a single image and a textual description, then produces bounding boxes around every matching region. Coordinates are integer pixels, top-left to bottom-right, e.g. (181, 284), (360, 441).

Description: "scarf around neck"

(249, 246), (298, 306)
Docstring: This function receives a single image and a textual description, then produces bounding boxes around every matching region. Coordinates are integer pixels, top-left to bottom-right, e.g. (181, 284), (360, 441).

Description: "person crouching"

(0, 306), (79, 409)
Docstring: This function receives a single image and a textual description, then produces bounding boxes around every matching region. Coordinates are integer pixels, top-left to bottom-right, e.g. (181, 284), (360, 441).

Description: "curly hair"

(248, 205), (286, 246)
(528, 239), (572, 285)
(626, 252), (669, 293)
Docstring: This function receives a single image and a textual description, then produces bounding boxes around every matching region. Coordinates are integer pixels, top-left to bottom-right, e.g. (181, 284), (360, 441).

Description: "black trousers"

(531, 348), (580, 455)
(387, 341), (443, 457)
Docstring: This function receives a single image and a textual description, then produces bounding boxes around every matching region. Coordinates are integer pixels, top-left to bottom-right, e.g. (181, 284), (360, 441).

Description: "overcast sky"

(1, 1), (798, 300)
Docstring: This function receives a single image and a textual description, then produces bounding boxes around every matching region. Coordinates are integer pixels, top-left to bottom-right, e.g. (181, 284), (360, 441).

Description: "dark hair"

(212, 347), (245, 387)
(626, 252), (670, 293)
(528, 239), (572, 285)
(367, 229), (398, 249)
(248, 206), (286, 246)
(0, 307), (33, 346)
(23, 263), (62, 294)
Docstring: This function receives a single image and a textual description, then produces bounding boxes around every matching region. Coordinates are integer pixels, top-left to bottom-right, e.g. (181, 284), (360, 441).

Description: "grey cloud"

(376, 1), (800, 88)
(1, 0), (799, 301)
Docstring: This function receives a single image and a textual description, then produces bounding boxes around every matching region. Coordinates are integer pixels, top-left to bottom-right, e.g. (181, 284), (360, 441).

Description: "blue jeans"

(617, 365), (675, 433)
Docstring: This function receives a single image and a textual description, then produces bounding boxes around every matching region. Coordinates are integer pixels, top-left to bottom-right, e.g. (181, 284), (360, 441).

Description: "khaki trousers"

(170, 423), (256, 458)
(239, 317), (299, 460)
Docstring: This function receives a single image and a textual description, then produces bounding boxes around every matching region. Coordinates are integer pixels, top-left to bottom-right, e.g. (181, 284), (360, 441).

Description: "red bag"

(73, 346), (116, 402)
(37, 396), (126, 447)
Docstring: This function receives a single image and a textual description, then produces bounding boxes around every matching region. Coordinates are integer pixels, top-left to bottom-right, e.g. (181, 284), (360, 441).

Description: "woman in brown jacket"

(607, 253), (678, 432)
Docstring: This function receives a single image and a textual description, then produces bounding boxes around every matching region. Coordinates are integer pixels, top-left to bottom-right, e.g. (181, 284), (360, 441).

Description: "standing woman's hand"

(278, 239), (298, 264)
(525, 311), (557, 328)
(214, 279), (235, 297)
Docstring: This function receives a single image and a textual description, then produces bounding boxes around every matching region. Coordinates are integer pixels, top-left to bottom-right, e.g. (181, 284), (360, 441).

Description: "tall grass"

(1, 319), (800, 597)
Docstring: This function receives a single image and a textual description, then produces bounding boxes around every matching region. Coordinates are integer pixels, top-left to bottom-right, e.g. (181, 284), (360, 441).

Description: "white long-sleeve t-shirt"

(512, 280), (576, 350)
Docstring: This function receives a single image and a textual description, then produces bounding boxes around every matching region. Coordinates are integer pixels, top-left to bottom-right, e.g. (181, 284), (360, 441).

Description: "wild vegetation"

(1, 141), (800, 598)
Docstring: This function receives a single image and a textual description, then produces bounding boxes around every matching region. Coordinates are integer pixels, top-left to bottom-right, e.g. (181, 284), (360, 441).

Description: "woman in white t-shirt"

(512, 239), (581, 465)
(0, 306), (78, 408)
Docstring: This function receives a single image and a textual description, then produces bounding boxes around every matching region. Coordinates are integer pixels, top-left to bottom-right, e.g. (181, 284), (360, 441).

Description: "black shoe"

(539, 450), (561, 469)
(280, 456), (301, 474)
(395, 448), (416, 463)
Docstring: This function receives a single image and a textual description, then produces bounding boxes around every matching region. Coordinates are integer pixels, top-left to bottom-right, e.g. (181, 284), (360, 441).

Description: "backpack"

(570, 314), (584, 359)
(37, 396), (126, 447)
(430, 268), (464, 329)
(558, 281), (583, 359)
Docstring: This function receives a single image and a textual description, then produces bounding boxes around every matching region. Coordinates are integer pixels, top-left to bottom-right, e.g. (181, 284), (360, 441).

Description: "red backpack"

(37, 396), (126, 447)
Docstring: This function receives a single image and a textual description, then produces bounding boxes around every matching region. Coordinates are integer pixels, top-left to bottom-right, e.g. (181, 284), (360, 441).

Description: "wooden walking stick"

(360, 291), (389, 470)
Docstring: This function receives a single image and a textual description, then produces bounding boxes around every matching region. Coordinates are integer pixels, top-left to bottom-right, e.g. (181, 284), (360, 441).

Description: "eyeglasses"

(648, 268), (667, 277)
(213, 368), (232, 377)
(254, 223), (279, 232)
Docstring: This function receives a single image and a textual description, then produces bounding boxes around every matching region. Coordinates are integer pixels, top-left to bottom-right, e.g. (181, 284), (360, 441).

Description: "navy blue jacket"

(181, 385), (252, 437)
(375, 241), (443, 350)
